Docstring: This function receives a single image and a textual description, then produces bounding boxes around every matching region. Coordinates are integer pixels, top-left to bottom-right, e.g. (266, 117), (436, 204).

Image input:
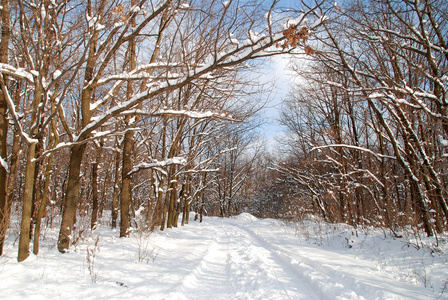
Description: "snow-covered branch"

(311, 144), (396, 161)
(129, 157), (187, 176)
(0, 63), (35, 83)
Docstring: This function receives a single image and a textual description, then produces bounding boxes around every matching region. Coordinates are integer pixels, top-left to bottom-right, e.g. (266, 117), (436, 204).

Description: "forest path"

(174, 221), (319, 299)
(147, 215), (430, 300)
(1, 214), (435, 300)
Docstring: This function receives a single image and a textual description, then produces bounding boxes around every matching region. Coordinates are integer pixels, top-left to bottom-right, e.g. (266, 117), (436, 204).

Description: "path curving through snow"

(175, 223), (318, 299)
(0, 213), (437, 299)
(123, 215), (432, 299)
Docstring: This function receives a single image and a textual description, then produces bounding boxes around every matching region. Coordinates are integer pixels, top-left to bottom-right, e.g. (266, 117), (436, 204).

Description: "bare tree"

(53, 0), (323, 253)
(279, 0), (448, 236)
(0, 0), (11, 256)
(0, 0), (325, 259)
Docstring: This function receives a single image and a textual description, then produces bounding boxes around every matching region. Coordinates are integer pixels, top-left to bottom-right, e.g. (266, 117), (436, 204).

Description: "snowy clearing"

(1, 213), (447, 299)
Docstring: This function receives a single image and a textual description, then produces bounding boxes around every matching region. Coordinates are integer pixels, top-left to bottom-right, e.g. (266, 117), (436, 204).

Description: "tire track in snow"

(176, 225), (236, 299)
(176, 220), (319, 299)
(232, 221), (431, 300)
(217, 221), (319, 299)
(225, 221), (363, 300)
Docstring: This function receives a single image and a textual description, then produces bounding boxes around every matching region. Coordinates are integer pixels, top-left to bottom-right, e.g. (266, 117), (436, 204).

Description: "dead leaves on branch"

(276, 24), (315, 55)
(113, 4), (125, 15)
(304, 45), (315, 55)
(112, 4), (128, 22)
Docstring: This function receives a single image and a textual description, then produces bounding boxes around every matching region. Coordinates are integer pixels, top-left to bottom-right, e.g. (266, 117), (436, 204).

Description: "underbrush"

(2, 209), (159, 267)
(290, 215), (448, 298)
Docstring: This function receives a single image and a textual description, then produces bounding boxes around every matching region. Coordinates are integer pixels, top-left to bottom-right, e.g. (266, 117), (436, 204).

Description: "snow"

(0, 63), (34, 83)
(95, 23), (105, 31)
(264, 12), (271, 25)
(0, 81), (38, 145)
(230, 38), (239, 45)
(130, 5), (141, 13)
(439, 135), (448, 146)
(312, 144), (396, 161)
(75, 11), (309, 138)
(40, 5), (46, 21)
(285, 14), (305, 29)
(87, 15), (98, 28)
(130, 157), (187, 174)
(114, 21), (124, 28)
(1, 213), (445, 299)
(52, 70), (62, 80)
(0, 155), (8, 172)
(312, 15), (328, 28)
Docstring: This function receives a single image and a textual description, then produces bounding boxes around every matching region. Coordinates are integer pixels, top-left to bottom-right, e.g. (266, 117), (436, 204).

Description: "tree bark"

(57, 0), (106, 252)
(0, 0), (10, 256)
(91, 160), (99, 230)
(33, 150), (55, 254)
(119, 0), (137, 237)
(167, 165), (178, 228)
(200, 173), (207, 223)
(57, 144), (87, 252)
(120, 130), (133, 237)
(33, 100), (59, 255)
(18, 74), (43, 261)
(111, 145), (121, 229)
(17, 142), (37, 261)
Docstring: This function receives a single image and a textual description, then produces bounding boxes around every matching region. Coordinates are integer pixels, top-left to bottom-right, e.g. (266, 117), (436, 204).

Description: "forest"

(0, 0), (447, 263)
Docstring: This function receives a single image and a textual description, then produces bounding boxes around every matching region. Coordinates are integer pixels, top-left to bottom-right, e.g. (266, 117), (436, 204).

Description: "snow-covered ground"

(1, 213), (447, 299)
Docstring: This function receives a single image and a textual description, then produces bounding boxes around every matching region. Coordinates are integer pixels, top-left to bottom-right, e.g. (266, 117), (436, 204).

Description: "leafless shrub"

(131, 207), (158, 263)
(86, 236), (100, 283)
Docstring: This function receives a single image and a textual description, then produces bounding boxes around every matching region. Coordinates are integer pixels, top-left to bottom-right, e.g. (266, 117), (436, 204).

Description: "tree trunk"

(181, 177), (191, 226)
(0, 0), (10, 256)
(152, 175), (165, 230)
(17, 142), (37, 262)
(18, 77), (43, 261)
(119, 0), (137, 237)
(99, 156), (110, 219)
(33, 99), (58, 255)
(57, 0), (105, 250)
(175, 181), (185, 226)
(0, 123), (18, 255)
(200, 173), (207, 223)
(91, 160), (99, 230)
(111, 140), (121, 229)
(120, 130), (133, 237)
(167, 166), (178, 228)
(409, 178), (434, 236)
(0, 102), (8, 256)
(33, 150), (55, 254)
(57, 144), (87, 253)
(29, 141), (44, 242)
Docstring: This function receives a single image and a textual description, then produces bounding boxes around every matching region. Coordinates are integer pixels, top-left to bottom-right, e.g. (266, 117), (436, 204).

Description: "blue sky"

(257, 55), (296, 148)
(254, 0), (317, 149)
